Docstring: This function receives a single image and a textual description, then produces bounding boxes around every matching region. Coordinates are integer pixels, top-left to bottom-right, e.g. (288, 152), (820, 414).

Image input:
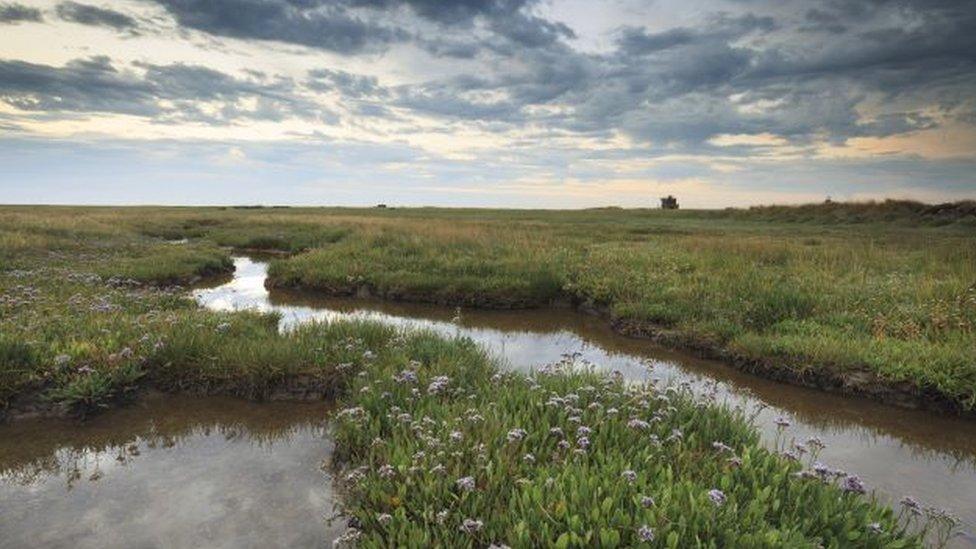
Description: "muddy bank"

(0, 375), (341, 423)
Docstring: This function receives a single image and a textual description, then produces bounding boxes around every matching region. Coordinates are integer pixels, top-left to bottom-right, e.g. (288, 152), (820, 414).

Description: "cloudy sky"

(1, 0), (974, 207)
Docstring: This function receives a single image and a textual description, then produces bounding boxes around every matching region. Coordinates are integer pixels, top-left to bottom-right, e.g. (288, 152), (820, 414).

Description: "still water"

(0, 395), (341, 548)
(196, 257), (976, 540)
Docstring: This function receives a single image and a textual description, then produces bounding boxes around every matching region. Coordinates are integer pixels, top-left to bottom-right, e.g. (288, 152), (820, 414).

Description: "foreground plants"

(331, 337), (949, 547)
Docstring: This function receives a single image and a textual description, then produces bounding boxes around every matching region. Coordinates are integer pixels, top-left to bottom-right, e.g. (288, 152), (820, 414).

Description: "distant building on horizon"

(660, 195), (679, 209)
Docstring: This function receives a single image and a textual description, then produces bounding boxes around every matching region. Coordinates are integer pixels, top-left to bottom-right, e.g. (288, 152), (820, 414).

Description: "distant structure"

(660, 195), (679, 210)
(376, 204), (387, 208)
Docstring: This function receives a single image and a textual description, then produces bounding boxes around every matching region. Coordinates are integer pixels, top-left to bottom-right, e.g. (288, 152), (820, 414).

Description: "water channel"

(2, 256), (973, 547)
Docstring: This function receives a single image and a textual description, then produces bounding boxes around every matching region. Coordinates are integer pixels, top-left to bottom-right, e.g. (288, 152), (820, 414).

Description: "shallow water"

(0, 394), (341, 549)
(195, 256), (976, 541)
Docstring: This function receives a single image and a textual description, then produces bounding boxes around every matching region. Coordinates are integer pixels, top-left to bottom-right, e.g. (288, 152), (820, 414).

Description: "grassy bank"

(0, 210), (356, 414)
(329, 329), (952, 547)
(2, 203), (974, 414)
(264, 208), (975, 413)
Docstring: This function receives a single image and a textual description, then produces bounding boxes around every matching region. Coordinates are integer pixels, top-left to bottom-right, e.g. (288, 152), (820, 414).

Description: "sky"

(0, 0), (974, 208)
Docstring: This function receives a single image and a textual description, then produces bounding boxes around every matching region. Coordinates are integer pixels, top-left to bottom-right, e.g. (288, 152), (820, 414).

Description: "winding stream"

(197, 257), (976, 541)
(2, 256), (973, 547)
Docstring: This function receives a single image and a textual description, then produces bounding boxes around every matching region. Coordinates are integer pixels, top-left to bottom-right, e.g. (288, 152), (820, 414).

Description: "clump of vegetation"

(265, 215), (976, 411)
(268, 226), (566, 307)
(0, 258), (382, 413)
(330, 335), (948, 547)
(729, 199), (976, 227)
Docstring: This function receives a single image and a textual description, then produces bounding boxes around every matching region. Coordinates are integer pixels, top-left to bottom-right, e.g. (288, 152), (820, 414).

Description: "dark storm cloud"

(378, 0), (976, 146)
(0, 57), (154, 115)
(148, 0), (572, 54)
(0, 2), (42, 23)
(149, 0), (409, 54)
(56, 1), (138, 30)
(0, 56), (326, 123)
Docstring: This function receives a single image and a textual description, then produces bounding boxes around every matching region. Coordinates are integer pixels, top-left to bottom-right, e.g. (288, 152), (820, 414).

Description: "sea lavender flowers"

(427, 375), (450, 395)
(456, 476), (476, 492)
(842, 475), (867, 494)
(708, 489), (726, 506)
(459, 518), (484, 534)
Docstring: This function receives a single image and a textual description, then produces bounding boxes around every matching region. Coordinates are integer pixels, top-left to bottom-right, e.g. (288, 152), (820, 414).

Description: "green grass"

(0, 204), (963, 544)
(329, 329), (949, 547)
(261, 212), (975, 411)
(2, 203), (973, 412)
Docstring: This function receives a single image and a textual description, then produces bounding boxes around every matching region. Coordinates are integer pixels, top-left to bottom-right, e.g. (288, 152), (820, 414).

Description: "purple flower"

(627, 419), (650, 431)
(427, 376), (450, 395)
(900, 496), (922, 516)
(394, 369), (418, 384)
(549, 427), (564, 438)
(637, 525), (655, 542)
(577, 436), (590, 449)
(377, 513), (392, 526)
(621, 470), (637, 484)
(507, 428), (527, 442)
(459, 518), (483, 534)
(377, 464), (396, 479)
(842, 475), (867, 495)
(708, 489), (726, 506)
(813, 462), (831, 479)
(456, 476), (476, 492)
(640, 496), (655, 508)
(806, 436), (825, 449)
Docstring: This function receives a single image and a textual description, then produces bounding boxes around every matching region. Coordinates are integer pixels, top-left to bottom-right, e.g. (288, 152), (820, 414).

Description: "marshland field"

(1, 201), (975, 547)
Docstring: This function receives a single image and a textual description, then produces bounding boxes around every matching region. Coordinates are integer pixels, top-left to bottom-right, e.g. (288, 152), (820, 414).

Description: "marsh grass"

(2, 204), (973, 411)
(0, 205), (962, 544)
(330, 336), (935, 547)
(267, 220), (976, 410)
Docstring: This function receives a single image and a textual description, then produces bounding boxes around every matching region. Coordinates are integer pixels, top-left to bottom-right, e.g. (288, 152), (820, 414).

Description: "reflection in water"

(196, 257), (976, 538)
(0, 394), (341, 549)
